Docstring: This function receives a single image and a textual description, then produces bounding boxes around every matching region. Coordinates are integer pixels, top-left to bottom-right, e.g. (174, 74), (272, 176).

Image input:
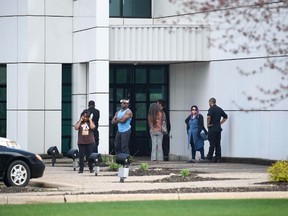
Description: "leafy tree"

(169, 0), (288, 109)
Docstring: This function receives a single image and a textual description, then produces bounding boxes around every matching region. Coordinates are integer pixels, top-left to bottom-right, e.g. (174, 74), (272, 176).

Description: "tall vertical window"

(0, 65), (6, 137)
(110, 0), (151, 18)
(62, 64), (72, 154)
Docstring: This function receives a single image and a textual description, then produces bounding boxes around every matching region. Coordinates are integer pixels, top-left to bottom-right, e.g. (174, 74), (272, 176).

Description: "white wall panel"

(88, 61), (109, 93)
(98, 126), (109, 154)
(44, 111), (61, 153)
(73, 0), (108, 32)
(45, 64), (61, 109)
(45, 0), (72, 16)
(73, 27), (109, 62)
(17, 64), (45, 109)
(0, 17), (17, 62)
(94, 94), (109, 154)
(170, 60), (288, 161)
(7, 64), (18, 109)
(7, 111), (18, 142)
(0, 0), (17, 16)
(17, 17), (45, 62)
(45, 17), (73, 63)
(18, 0), (44, 15)
(18, 111), (45, 153)
(152, 0), (180, 18)
(72, 63), (87, 94)
(110, 25), (210, 62)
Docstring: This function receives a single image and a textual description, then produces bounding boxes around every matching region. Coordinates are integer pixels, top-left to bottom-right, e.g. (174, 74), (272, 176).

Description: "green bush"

(180, 169), (190, 177)
(267, 160), (288, 182)
(108, 162), (121, 171)
(140, 163), (149, 171)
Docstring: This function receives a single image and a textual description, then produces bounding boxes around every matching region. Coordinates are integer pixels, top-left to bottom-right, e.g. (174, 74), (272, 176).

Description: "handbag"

(200, 129), (208, 140)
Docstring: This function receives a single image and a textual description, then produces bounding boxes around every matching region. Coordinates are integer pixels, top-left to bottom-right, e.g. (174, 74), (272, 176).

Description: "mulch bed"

(1, 168), (287, 194)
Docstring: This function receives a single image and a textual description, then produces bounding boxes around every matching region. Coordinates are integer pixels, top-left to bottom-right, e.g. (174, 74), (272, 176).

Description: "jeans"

(150, 131), (164, 161)
(114, 129), (131, 155)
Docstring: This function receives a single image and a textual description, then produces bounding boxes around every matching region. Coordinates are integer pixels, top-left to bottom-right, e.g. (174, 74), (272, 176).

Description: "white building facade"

(0, 0), (287, 161)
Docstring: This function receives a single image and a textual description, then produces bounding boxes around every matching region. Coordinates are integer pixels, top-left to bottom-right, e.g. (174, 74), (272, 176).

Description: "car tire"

(3, 176), (11, 187)
(6, 160), (31, 187)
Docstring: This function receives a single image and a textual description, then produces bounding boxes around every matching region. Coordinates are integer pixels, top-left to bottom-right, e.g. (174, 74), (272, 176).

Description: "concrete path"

(1, 158), (288, 204)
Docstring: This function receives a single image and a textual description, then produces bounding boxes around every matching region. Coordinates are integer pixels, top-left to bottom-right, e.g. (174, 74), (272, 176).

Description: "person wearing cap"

(112, 98), (133, 155)
(87, 100), (100, 153)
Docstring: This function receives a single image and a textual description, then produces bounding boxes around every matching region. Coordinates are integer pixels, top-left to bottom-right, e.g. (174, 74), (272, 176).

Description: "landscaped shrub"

(267, 160), (288, 182)
(180, 169), (190, 177)
(140, 163), (149, 171)
(108, 162), (121, 171)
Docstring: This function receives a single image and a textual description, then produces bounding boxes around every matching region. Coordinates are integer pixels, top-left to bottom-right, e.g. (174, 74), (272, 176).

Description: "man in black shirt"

(206, 98), (228, 163)
(87, 100), (100, 153)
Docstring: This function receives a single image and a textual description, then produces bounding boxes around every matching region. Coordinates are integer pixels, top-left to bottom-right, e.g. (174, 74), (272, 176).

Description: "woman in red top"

(148, 103), (167, 161)
(74, 109), (95, 173)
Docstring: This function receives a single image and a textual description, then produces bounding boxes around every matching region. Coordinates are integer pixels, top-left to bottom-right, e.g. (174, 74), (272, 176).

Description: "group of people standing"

(111, 99), (170, 161)
(185, 98), (228, 163)
(74, 97), (228, 173)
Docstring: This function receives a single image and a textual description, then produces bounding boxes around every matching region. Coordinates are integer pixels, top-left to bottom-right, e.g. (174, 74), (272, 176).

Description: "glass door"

(109, 64), (169, 156)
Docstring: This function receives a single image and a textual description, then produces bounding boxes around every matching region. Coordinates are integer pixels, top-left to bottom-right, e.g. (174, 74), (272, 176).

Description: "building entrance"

(109, 64), (169, 156)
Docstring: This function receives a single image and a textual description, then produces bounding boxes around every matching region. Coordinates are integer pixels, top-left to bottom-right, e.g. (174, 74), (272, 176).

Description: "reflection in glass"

(135, 103), (147, 118)
(135, 68), (147, 83)
(150, 67), (165, 83)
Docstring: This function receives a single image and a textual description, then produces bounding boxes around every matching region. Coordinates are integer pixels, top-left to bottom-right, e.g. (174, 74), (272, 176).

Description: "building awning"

(109, 25), (210, 63)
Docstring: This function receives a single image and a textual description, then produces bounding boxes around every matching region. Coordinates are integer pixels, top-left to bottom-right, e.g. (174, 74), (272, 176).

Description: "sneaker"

(89, 170), (94, 173)
(78, 170), (83, 173)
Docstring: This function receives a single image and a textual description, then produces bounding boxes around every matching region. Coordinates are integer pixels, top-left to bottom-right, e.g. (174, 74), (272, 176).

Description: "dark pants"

(114, 129), (131, 155)
(207, 131), (222, 160)
(162, 134), (170, 161)
(93, 130), (99, 153)
(190, 135), (204, 160)
(78, 143), (94, 171)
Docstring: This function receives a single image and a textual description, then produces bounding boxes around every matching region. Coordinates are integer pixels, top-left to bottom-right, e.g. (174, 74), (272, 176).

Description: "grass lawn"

(0, 199), (287, 216)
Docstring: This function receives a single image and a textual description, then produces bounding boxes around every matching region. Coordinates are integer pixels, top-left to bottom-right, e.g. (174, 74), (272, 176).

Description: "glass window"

(110, 0), (151, 18)
(0, 64), (6, 137)
(150, 67), (165, 84)
(135, 68), (147, 84)
(149, 87), (164, 101)
(116, 68), (132, 84)
(135, 88), (147, 101)
(62, 64), (72, 154)
(135, 120), (147, 132)
(109, 0), (121, 17)
(135, 103), (147, 118)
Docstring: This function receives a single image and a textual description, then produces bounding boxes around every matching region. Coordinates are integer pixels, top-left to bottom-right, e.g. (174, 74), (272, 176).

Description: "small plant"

(108, 162), (121, 171)
(267, 160), (288, 182)
(140, 163), (149, 171)
(101, 155), (110, 164)
(180, 169), (190, 177)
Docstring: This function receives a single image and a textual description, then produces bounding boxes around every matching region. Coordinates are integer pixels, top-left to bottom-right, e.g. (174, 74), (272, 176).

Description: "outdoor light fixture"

(47, 146), (59, 166)
(66, 149), (79, 171)
(88, 153), (102, 176)
(116, 153), (131, 182)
